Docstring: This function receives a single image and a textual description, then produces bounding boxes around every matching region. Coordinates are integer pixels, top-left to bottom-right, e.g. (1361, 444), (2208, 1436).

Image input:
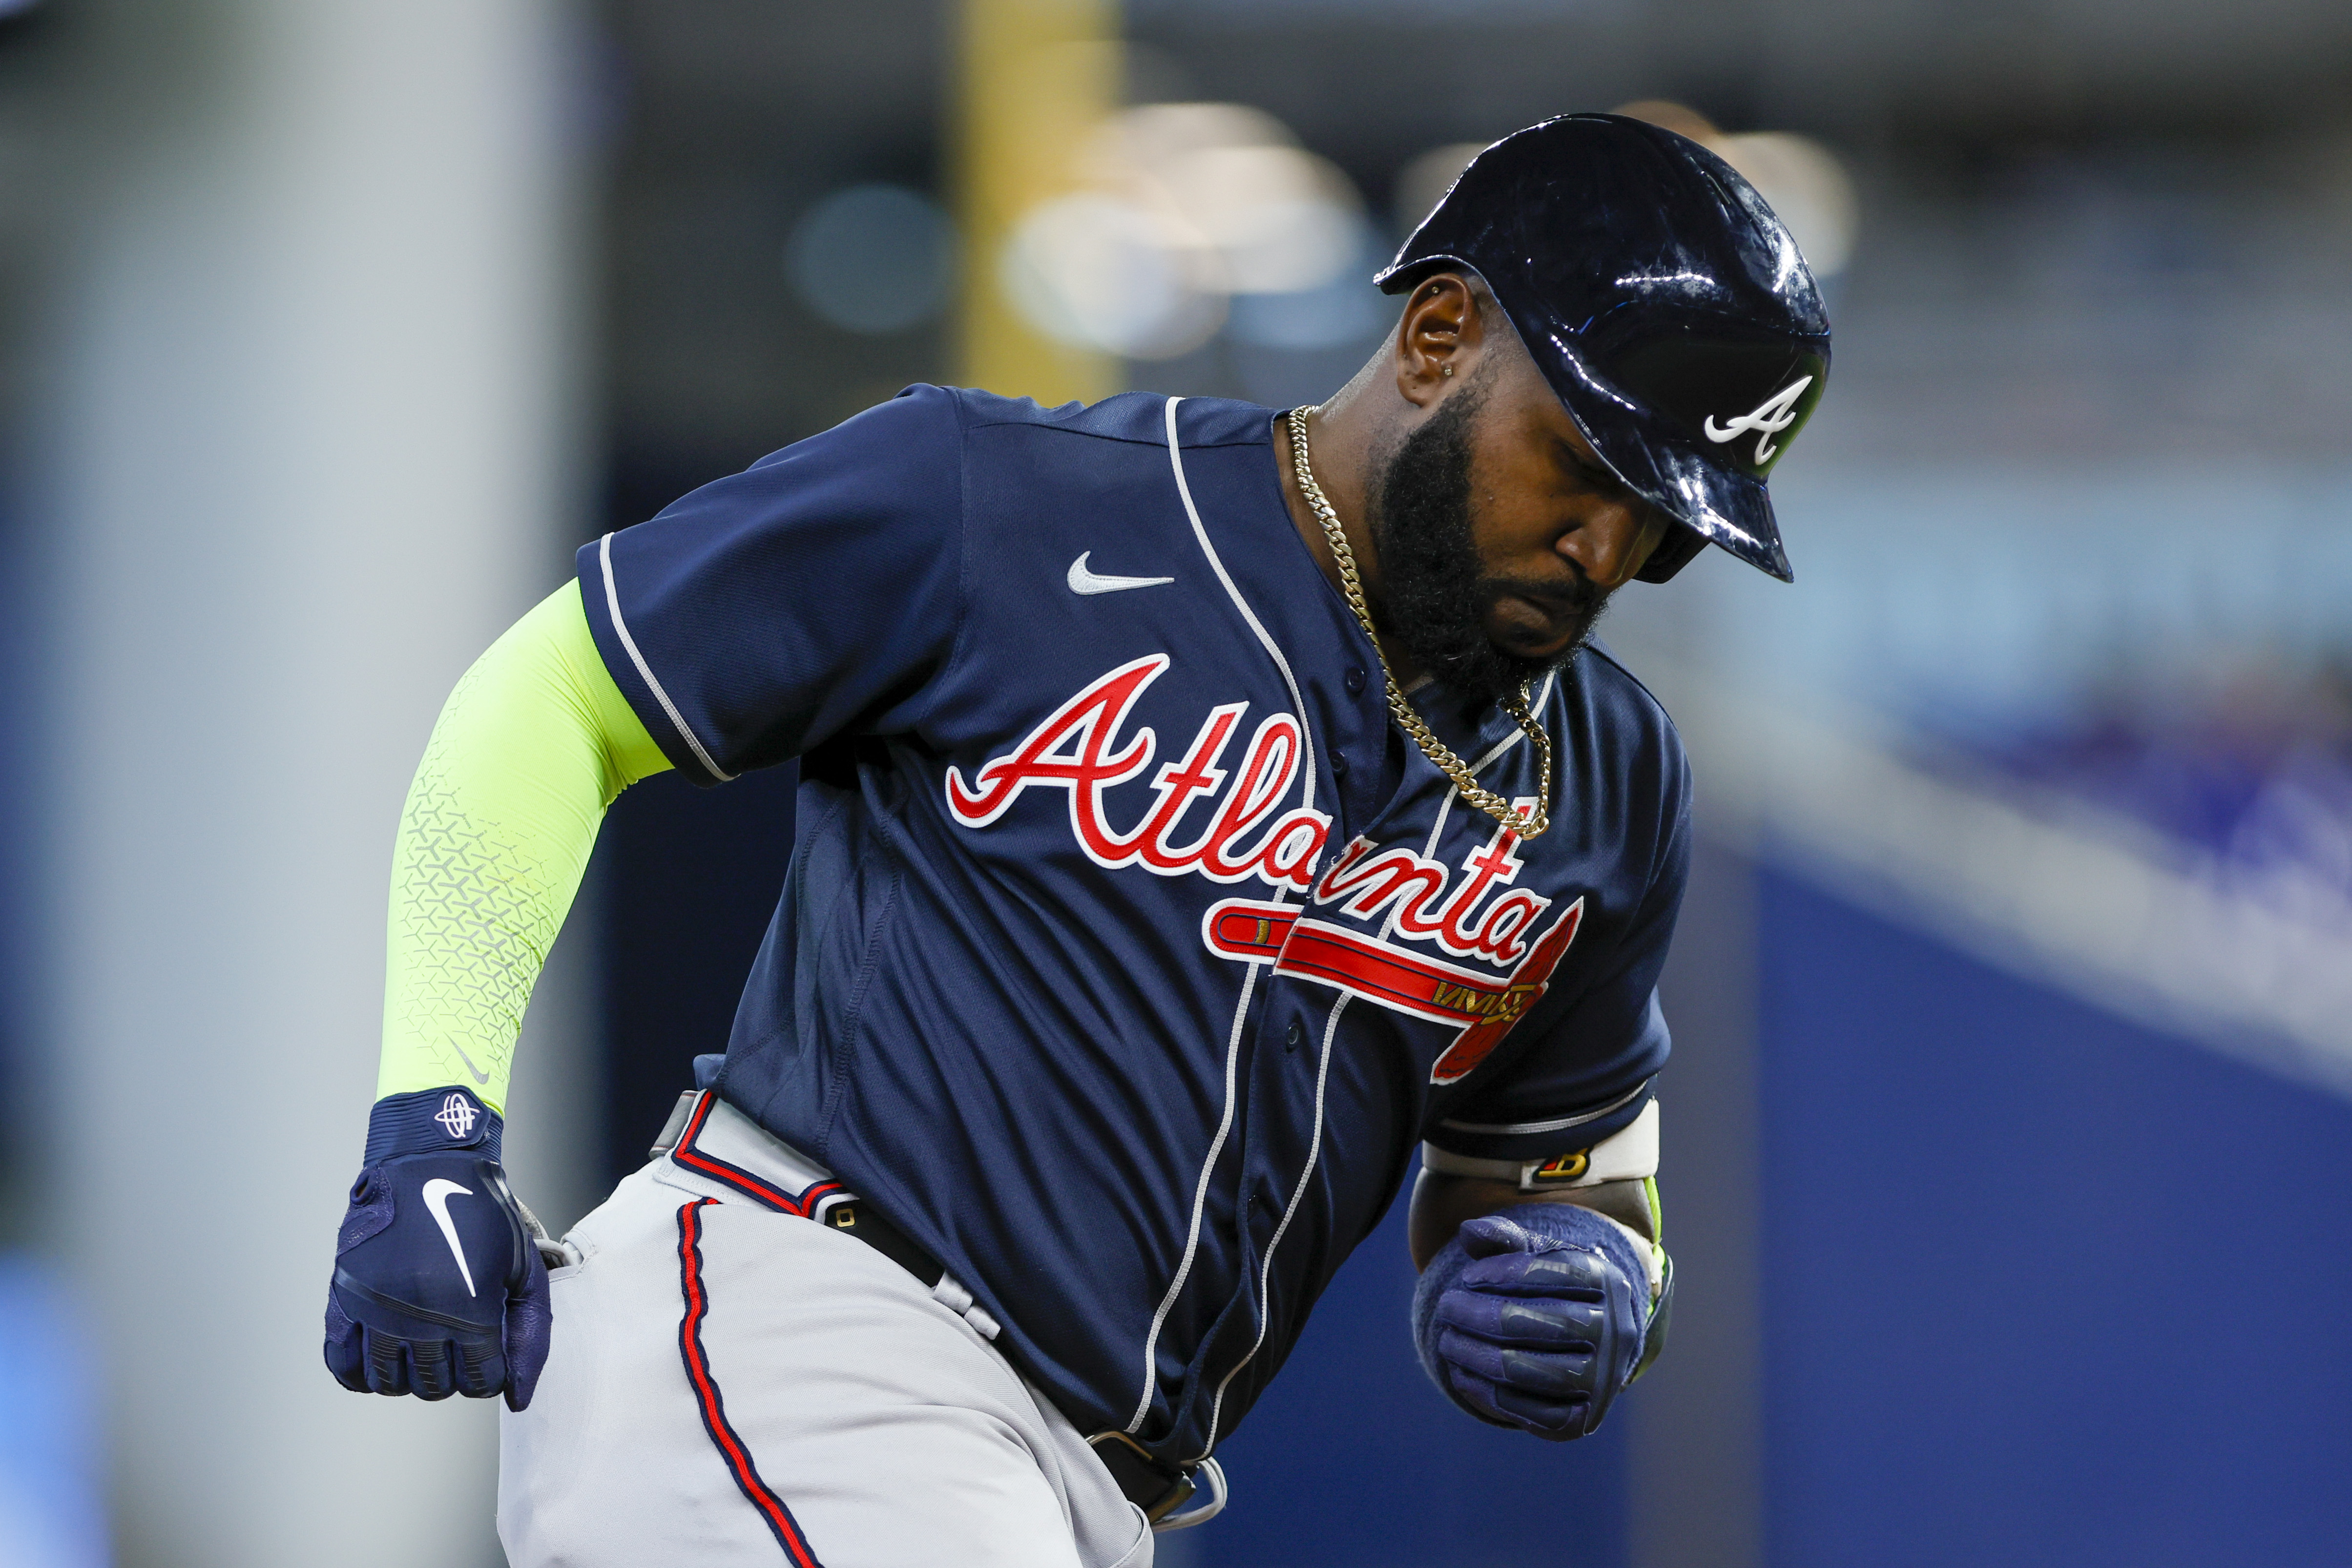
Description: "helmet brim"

(1501, 287), (1803, 585)
(1587, 411), (1794, 584)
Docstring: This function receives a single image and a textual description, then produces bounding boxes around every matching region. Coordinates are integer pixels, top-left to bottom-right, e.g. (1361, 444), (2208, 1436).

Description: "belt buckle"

(1084, 1430), (1196, 1524)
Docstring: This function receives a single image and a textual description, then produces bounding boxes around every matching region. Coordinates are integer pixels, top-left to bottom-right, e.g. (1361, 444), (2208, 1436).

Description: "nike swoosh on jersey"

(1067, 552), (1174, 596)
(421, 1178), (479, 1297)
(450, 1043), (492, 1086)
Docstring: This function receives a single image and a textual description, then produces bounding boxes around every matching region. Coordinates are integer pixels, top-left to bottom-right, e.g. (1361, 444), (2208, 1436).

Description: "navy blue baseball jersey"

(577, 385), (1689, 1464)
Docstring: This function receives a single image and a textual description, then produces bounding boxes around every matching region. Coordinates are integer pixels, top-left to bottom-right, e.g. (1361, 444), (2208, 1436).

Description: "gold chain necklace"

(1286, 405), (1552, 839)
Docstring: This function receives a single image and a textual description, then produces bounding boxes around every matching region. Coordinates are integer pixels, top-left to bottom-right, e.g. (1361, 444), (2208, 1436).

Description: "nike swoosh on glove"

(1413, 1205), (1651, 1441)
(323, 1087), (552, 1411)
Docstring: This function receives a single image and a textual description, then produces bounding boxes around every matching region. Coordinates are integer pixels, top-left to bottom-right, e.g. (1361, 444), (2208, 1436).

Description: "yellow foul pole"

(955, 0), (1119, 404)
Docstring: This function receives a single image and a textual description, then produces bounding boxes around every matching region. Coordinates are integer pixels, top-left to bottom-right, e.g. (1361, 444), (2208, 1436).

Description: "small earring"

(1441, 365), (1453, 376)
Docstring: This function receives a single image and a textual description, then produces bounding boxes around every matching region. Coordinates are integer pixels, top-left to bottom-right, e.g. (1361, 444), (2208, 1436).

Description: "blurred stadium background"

(0, 0), (2347, 1564)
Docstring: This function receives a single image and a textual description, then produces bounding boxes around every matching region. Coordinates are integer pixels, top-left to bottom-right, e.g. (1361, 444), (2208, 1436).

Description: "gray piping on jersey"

(1158, 397), (1319, 814)
(1193, 990), (1350, 1462)
(1185, 625), (1571, 1448)
(597, 533), (737, 783)
(1126, 949), (1261, 1433)
(1436, 1074), (1654, 1137)
(1127, 398), (1325, 1435)
(1179, 663), (1586, 1447)
(1184, 613), (1564, 1454)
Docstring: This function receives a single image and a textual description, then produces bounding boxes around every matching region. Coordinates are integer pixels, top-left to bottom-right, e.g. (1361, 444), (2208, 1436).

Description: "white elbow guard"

(1421, 1098), (1659, 1191)
(1423, 1101), (1665, 1299)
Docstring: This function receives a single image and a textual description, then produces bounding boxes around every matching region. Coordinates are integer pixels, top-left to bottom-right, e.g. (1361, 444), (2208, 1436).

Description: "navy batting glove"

(323, 1087), (552, 1411)
(1413, 1205), (1652, 1441)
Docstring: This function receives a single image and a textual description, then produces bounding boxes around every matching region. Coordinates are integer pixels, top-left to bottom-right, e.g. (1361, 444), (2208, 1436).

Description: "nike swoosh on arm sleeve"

(377, 580), (672, 1111)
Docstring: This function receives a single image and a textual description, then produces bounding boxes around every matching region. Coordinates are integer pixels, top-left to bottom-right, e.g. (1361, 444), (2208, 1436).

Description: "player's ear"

(1395, 272), (1482, 409)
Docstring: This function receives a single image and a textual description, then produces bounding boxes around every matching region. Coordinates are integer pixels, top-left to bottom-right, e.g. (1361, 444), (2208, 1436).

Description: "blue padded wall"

(1194, 1187), (1630, 1568)
(1758, 869), (2352, 1568)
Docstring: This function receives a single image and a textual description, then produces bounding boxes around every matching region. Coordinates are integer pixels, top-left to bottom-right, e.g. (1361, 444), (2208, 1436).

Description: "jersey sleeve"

(578, 384), (969, 784)
(1424, 767), (1691, 1165)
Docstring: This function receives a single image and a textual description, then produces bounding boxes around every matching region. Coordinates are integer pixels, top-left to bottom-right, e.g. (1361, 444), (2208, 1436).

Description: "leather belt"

(1083, 1430), (1207, 1524)
(818, 1196), (946, 1289)
(817, 1200), (1228, 1526)
(649, 1089), (1227, 1528)
(824, 1204), (1214, 1524)
(652, 1089), (957, 1301)
(775, 1187), (1231, 1526)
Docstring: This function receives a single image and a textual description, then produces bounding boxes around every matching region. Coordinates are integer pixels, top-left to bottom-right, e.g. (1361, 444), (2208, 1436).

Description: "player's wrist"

(362, 1085), (503, 1166)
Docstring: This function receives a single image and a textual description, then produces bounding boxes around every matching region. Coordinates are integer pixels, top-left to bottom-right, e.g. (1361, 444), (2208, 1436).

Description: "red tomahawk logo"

(1202, 896), (1586, 1085)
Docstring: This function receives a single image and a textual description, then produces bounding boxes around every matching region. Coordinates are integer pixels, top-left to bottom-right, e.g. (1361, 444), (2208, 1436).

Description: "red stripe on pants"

(676, 1198), (826, 1567)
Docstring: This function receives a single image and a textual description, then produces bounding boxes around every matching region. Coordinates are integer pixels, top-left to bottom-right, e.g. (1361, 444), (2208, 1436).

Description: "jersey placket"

(1144, 403), (1399, 1459)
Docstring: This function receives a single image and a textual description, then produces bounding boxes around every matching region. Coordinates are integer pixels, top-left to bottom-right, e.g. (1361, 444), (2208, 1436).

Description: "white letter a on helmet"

(1704, 376), (1813, 465)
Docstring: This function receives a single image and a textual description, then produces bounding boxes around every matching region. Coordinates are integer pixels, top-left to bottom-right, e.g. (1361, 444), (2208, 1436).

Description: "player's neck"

(1272, 395), (1428, 689)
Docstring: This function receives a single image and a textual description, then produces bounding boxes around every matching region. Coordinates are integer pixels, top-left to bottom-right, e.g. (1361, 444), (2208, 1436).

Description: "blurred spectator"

(1946, 657), (2352, 930)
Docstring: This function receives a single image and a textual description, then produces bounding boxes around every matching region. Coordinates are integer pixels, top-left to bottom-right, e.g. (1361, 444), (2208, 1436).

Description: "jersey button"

(1344, 666), (1367, 696)
(1285, 1020), (1303, 1052)
(1329, 752), (1350, 779)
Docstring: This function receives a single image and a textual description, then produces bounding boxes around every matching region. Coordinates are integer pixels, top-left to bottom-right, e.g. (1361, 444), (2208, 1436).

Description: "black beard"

(1366, 387), (1608, 710)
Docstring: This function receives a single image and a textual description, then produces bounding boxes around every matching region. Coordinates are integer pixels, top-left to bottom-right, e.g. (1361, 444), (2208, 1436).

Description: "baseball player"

(323, 114), (1827, 1567)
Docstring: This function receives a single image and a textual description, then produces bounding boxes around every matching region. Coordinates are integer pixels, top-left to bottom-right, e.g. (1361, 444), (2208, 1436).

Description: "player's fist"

(1413, 1205), (1655, 1441)
(323, 1087), (552, 1411)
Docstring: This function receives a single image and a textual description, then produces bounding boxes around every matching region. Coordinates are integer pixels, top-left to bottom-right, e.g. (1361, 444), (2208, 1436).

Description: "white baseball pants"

(498, 1095), (1151, 1568)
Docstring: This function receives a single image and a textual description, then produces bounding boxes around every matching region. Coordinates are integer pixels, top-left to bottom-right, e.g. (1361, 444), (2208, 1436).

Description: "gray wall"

(32, 4), (592, 1563)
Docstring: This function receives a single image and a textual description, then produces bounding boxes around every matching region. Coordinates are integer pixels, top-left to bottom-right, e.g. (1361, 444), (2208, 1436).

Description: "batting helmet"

(1377, 113), (1831, 583)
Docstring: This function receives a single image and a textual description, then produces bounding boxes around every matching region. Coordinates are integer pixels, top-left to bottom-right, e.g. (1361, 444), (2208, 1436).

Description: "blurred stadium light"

(1001, 101), (1370, 360)
(786, 183), (959, 335)
(1093, 103), (1358, 295)
(955, 0), (1119, 401)
(1002, 187), (1228, 358)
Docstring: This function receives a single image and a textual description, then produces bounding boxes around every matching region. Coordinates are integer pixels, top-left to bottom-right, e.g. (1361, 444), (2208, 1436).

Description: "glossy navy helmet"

(1378, 113), (1831, 583)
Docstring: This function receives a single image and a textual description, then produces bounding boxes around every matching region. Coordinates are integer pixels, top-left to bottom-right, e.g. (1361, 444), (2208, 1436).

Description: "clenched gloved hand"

(1413, 1203), (1668, 1441)
(324, 1087), (552, 1410)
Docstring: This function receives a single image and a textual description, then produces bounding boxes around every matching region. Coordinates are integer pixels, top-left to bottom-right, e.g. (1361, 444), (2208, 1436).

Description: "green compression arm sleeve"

(377, 580), (672, 1111)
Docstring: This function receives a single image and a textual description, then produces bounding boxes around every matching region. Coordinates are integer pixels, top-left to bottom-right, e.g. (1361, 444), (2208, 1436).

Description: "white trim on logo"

(420, 1178), (479, 1298)
(1067, 552), (1175, 595)
(1702, 375), (1813, 465)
